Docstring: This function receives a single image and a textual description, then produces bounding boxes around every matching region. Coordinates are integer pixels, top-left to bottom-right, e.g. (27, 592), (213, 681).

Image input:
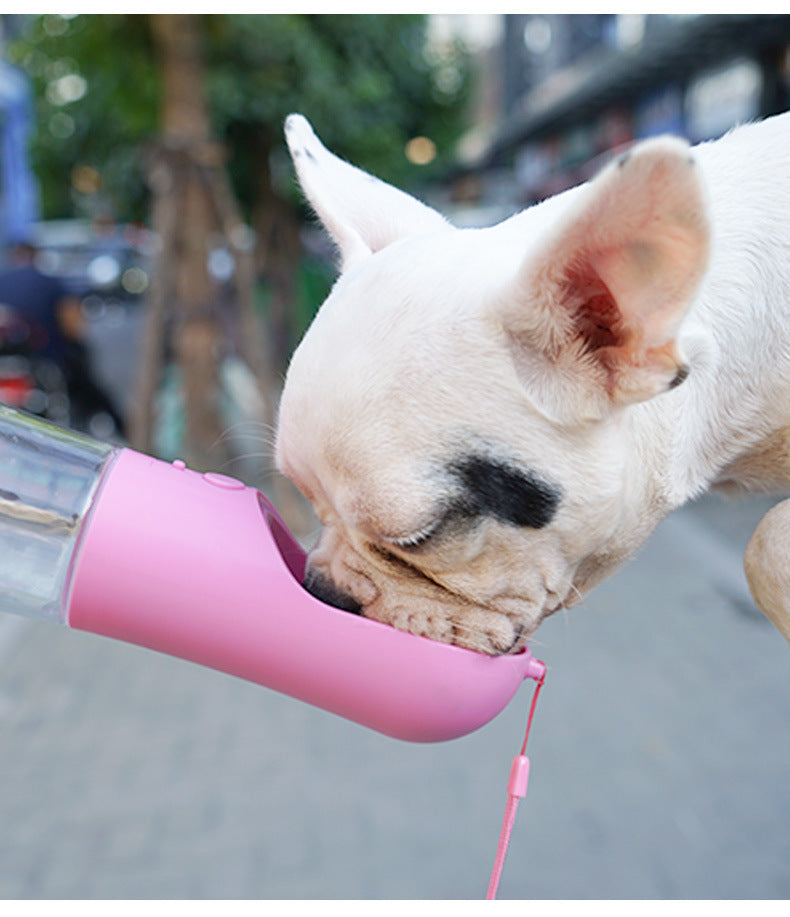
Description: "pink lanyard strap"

(485, 669), (546, 900)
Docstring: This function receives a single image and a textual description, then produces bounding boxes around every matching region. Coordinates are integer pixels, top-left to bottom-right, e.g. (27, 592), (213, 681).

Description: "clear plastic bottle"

(0, 404), (116, 623)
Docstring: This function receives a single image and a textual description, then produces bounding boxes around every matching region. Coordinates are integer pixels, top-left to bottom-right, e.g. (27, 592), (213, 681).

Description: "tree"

(206, 14), (471, 370)
(130, 14), (270, 470)
(9, 14), (471, 475)
(8, 14), (158, 221)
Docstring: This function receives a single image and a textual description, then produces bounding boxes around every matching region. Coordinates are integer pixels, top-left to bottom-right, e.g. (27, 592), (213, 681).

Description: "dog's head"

(276, 115), (710, 654)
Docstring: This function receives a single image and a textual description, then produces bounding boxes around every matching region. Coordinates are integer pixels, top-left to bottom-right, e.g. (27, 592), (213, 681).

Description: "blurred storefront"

(452, 14), (790, 217)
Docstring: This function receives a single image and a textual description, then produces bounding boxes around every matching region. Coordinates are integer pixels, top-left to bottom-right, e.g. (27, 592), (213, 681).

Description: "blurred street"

(0, 488), (788, 899)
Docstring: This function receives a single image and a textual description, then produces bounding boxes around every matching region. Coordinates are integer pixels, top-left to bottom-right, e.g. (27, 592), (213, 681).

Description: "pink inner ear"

(566, 258), (631, 354)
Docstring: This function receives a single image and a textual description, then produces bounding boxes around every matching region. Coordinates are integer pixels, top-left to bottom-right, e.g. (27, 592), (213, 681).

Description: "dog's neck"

(634, 290), (790, 512)
(573, 329), (790, 597)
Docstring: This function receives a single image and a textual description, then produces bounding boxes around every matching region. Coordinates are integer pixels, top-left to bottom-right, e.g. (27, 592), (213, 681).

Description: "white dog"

(275, 111), (790, 655)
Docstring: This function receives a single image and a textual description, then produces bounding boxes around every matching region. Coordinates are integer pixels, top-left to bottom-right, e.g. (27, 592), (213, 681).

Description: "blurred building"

(0, 60), (38, 251)
(447, 13), (790, 221)
(0, 16), (39, 252)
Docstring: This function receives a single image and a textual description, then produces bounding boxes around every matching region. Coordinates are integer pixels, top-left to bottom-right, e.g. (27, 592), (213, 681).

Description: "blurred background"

(0, 13), (789, 901)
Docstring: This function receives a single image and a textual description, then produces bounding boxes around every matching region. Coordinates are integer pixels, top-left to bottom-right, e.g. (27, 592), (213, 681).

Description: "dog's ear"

(504, 137), (710, 414)
(285, 114), (448, 269)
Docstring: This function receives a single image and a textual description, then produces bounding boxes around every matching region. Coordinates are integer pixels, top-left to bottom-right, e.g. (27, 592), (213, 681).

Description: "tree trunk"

(129, 15), (314, 533)
(131, 14), (226, 470)
(252, 129), (303, 377)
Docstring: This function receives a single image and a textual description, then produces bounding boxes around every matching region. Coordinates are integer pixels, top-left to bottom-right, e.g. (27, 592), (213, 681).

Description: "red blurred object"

(0, 365), (34, 407)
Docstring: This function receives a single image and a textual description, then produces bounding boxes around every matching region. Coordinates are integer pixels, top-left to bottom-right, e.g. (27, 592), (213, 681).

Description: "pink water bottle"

(0, 405), (545, 742)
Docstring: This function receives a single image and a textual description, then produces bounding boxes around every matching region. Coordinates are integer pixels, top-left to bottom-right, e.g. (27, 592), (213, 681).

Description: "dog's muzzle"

(302, 567), (363, 615)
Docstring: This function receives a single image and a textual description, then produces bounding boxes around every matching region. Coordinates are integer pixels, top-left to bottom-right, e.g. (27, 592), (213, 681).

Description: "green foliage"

(9, 13), (472, 223)
(208, 15), (470, 187)
(8, 14), (159, 220)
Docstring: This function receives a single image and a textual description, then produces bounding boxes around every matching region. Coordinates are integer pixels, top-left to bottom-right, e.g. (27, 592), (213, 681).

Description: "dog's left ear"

(285, 114), (448, 269)
(504, 137), (710, 412)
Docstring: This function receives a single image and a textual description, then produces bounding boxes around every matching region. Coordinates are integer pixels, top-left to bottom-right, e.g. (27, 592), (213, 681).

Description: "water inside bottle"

(0, 406), (114, 623)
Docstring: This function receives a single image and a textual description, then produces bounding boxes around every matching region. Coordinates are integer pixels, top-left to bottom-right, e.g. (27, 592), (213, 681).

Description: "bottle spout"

(524, 656), (546, 683)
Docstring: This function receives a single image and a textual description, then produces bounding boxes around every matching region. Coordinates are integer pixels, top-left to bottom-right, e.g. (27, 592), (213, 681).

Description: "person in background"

(0, 240), (125, 437)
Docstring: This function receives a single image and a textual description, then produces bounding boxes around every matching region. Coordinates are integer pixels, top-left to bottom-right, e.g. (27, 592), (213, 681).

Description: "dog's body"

(276, 110), (790, 654)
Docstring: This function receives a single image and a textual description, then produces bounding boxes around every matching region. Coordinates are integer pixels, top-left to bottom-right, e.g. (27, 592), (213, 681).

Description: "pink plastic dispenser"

(1, 405), (545, 743)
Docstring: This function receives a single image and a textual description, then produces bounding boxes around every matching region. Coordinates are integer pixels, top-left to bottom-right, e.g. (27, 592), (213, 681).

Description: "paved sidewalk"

(0, 493), (788, 899)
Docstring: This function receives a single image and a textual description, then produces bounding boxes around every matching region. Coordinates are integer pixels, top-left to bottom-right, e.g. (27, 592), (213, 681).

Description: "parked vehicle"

(29, 218), (152, 312)
(0, 304), (69, 424)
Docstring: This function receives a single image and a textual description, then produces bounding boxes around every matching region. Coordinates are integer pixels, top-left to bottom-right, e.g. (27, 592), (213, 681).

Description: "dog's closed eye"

(390, 518), (444, 550)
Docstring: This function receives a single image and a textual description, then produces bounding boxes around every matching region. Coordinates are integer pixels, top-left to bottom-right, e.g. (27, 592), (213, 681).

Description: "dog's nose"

(302, 568), (363, 615)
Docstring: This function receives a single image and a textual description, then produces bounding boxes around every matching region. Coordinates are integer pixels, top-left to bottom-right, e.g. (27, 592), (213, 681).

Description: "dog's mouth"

(301, 565), (544, 656)
(302, 567), (363, 615)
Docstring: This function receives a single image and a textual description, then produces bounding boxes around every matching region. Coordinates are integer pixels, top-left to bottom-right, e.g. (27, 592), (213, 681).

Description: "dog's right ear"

(285, 114), (448, 269)
(500, 136), (710, 421)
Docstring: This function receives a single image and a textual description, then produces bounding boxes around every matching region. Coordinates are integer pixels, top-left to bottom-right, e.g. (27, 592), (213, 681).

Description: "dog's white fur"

(276, 111), (790, 654)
